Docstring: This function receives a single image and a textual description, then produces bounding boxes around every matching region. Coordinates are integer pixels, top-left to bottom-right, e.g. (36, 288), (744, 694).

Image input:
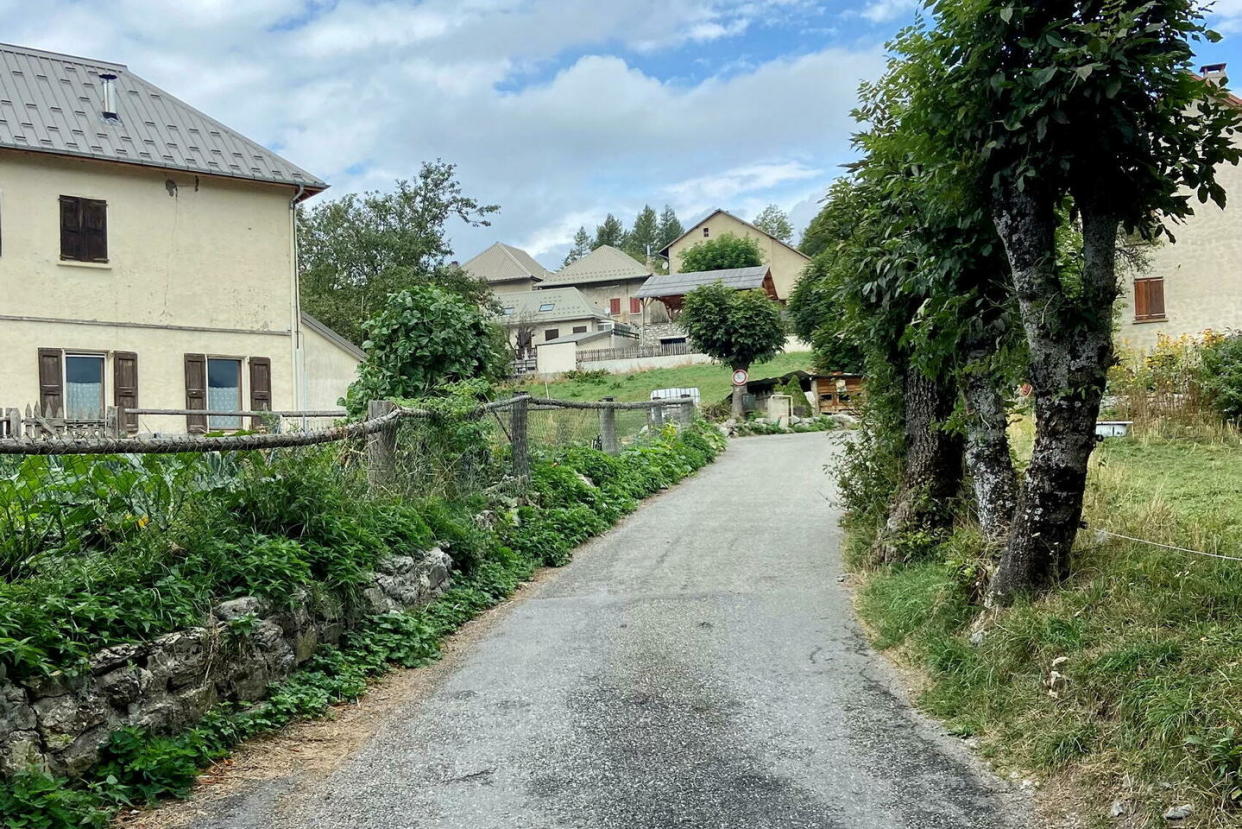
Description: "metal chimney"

(98, 73), (118, 120)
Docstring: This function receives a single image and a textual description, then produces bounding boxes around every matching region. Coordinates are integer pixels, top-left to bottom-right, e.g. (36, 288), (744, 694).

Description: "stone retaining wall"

(0, 548), (451, 778)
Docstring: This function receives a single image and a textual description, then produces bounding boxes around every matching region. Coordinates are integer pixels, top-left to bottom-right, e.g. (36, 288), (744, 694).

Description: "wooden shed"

(811, 372), (864, 414)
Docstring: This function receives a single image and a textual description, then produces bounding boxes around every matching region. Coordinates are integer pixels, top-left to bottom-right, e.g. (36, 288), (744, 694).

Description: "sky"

(6, 0), (1242, 268)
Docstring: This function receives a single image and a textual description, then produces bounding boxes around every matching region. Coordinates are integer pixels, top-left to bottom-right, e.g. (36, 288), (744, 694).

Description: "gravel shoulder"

(148, 433), (1030, 829)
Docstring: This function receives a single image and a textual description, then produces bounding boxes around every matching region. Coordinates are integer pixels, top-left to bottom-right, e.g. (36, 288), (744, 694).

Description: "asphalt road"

(191, 432), (1028, 829)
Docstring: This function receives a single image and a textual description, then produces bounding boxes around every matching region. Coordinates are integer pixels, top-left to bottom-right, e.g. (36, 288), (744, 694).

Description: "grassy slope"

(516, 351), (815, 404)
(853, 430), (1242, 827)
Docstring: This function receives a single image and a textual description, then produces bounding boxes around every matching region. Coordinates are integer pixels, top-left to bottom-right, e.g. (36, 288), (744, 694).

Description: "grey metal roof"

(542, 244), (651, 286)
(635, 265), (771, 299)
(495, 287), (609, 323)
(461, 242), (550, 285)
(540, 329), (615, 346)
(0, 43), (326, 191)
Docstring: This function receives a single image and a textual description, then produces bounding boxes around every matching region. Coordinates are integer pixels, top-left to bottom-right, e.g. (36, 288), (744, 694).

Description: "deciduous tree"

(678, 233), (764, 272)
(680, 285), (785, 418)
(298, 161), (498, 345)
(752, 204), (794, 242)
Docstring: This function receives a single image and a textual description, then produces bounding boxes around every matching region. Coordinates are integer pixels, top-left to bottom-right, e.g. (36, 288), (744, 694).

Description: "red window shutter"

(59, 196), (82, 261)
(248, 357), (272, 429)
(82, 199), (108, 262)
(113, 351), (139, 433)
(630, 297), (641, 314)
(609, 298), (621, 314)
(37, 348), (63, 416)
(184, 354), (207, 433)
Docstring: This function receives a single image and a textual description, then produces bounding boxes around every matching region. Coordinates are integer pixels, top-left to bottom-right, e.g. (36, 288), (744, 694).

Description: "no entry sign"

(732, 369), (748, 387)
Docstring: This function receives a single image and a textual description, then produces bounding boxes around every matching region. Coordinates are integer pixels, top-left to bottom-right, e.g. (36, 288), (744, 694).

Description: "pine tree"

(656, 205), (683, 249)
(625, 205), (659, 265)
(563, 226), (591, 266)
(593, 214), (627, 249)
(752, 204), (793, 243)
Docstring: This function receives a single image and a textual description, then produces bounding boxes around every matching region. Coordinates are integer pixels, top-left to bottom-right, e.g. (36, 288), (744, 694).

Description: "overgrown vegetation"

(0, 408), (726, 827)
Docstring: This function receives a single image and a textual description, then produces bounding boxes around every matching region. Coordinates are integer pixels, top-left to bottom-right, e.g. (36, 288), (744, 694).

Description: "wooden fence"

(1, 404), (347, 440)
(0, 395), (698, 490)
(576, 341), (694, 364)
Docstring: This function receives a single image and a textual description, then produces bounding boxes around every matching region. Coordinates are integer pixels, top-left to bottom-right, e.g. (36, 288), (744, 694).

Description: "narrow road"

(189, 433), (1027, 829)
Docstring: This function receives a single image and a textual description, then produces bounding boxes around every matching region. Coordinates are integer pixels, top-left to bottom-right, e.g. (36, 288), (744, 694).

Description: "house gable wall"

(666, 212), (810, 300)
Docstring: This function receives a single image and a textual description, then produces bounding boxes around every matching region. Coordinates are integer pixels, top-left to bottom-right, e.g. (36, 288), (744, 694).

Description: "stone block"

(0, 682), (35, 738)
(215, 596), (265, 621)
(147, 628), (212, 689)
(0, 731), (44, 775)
(95, 665), (154, 707)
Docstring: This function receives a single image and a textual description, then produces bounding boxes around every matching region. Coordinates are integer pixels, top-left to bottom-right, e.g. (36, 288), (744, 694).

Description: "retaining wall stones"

(0, 547), (451, 778)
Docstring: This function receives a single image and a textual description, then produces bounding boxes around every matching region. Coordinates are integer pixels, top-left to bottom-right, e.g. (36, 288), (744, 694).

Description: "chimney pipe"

(98, 73), (118, 120)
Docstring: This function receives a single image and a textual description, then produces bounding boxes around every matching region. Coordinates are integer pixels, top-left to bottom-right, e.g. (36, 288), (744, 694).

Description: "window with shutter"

(59, 196), (108, 262)
(206, 358), (243, 430)
(1134, 277), (1167, 322)
(249, 357), (272, 429)
(64, 355), (105, 422)
(609, 298), (621, 314)
(629, 297), (641, 314)
(114, 352), (138, 433)
(37, 348), (63, 416)
(184, 354), (207, 433)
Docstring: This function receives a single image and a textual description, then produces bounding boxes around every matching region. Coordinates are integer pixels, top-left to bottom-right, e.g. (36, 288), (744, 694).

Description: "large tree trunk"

(873, 362), (964, 563)
(961, 347), (1018, 545)
(988, 186), (1118, 604)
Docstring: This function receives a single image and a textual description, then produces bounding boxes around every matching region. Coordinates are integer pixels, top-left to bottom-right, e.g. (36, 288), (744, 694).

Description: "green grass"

(516, 351), (815, 405)
(853, 432), (1242, 826)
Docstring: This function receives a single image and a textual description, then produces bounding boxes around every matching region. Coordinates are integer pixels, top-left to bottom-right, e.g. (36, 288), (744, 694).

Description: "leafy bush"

(1201, 331), (1242, 423)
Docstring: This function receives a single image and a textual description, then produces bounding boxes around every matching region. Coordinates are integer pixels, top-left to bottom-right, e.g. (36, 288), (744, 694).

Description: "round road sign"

(731, 369), (749, 387)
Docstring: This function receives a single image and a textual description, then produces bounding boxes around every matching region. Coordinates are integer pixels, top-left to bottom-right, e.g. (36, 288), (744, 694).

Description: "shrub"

(1201, 331), (1242, 423)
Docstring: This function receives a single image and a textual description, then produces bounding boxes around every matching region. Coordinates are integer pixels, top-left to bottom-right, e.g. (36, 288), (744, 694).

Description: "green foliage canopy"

(678, 232), (764, 272)
(344, 286), (507, 414)
(752, 204), (793, 242)
(680, 284), (785, 370)
(298, 161), (498, 345)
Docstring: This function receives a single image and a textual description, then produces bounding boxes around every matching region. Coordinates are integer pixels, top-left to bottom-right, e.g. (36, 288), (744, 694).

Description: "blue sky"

(5, 0), (1242, 267)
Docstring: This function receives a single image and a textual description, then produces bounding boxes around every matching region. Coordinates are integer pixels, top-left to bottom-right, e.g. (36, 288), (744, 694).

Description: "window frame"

(702, 227), (710, 238)
(544, 328), (561, 342)
(572, 325), (587, 334)
(537, 302), (555, 312)
(62, 351), (107, 423)
(609, 297), (622, 314)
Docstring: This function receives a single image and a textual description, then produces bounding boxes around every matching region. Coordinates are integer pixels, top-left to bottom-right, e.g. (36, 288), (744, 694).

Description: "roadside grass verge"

(0, 422), (726, 828)
(851, 431), (1242, 826)
(521, 351), (813, 404)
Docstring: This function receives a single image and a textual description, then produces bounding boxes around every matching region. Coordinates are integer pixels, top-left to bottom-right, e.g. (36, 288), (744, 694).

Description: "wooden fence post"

(649, 402), (665, 429)
(599, 397), (619, 455)
(510, 393), (530, 483)
(367, 400), (398, 492)
(3, 408), (18, 439)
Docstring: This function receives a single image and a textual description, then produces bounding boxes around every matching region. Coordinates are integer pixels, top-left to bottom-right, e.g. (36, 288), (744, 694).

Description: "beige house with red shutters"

(0, 43), (361, 435)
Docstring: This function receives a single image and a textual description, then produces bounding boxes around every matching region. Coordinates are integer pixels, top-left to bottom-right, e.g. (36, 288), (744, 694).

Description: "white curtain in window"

(65, 355), (104, 421)
(207, 359), (242, 429)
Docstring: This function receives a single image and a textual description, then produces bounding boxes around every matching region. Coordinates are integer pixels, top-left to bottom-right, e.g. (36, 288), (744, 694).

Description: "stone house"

(658, 208), (811, 301)
(1115, 65), (1242, 351)
(496, 287), (616, 352)
(536, 245), (655, 327)
(0, 43), (360, 434)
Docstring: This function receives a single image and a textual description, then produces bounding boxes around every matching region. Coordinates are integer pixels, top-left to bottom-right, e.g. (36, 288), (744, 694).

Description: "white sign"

(731, 369), (748, 387)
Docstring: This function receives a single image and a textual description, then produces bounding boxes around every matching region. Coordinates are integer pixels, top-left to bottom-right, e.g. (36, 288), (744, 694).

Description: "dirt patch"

(117, 567), (563, 829)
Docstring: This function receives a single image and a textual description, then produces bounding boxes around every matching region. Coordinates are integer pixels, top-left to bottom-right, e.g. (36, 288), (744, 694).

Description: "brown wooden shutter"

(184, 353), (207, 433)
(248, 357), (272, 429)
(83, 199), (107, 262)
(114, 351), (138, 433)
(59, 196), (82, 261)
(1134, 278), (1166, 321)
(37, 348), (63, 416)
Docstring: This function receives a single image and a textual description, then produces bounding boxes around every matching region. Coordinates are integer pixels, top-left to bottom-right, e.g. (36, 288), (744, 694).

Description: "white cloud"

(859, 0), (917, 24)
(0, 0), (883, 267)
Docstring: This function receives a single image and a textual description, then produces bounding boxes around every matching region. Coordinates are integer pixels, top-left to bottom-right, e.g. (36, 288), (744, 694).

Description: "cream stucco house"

(0, 43), (361, 434)
(537, 245), (654, 326)
(658, 208), (812, 301)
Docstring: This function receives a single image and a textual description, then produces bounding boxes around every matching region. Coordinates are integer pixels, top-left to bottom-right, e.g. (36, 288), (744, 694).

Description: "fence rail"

(577, 342), (694, 363)
(0, 395), (699, 488)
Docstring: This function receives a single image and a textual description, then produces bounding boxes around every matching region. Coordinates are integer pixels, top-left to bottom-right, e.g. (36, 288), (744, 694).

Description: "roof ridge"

(0, 42), (126, 71)
(658, 208), (810, 261)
